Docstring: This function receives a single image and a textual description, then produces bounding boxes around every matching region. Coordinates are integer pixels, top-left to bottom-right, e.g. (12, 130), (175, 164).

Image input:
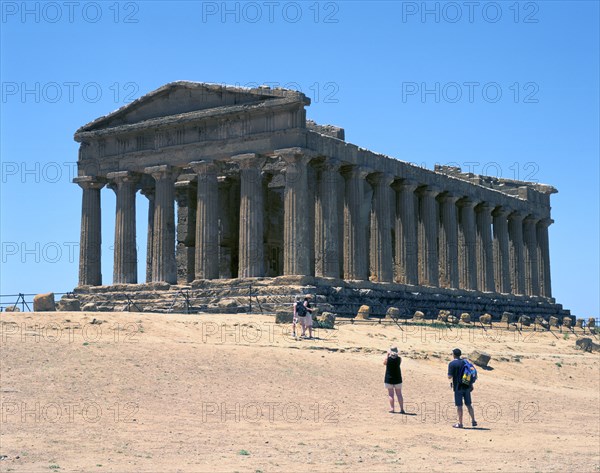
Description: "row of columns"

(75, 157), (553, 299)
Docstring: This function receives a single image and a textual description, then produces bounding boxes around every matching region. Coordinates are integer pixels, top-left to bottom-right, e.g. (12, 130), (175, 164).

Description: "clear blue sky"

(1, 1), (598, 317)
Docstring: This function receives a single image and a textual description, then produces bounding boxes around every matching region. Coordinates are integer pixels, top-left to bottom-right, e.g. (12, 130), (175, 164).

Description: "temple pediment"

(76, 81), (309, 135)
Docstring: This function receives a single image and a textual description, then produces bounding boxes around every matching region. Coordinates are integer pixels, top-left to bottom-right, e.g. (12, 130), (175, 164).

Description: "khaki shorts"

(385, 383), (402, 389)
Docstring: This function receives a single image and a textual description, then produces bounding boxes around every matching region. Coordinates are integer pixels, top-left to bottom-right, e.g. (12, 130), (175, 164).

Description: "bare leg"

(387, 388), (395, 412)
(395, 387), (404, 412)
(456, 406), (464, 425)
(466, 405), (476, 423)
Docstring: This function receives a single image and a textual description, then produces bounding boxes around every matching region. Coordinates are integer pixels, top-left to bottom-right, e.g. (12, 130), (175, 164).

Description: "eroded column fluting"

(108, 171), (140, 284)
(417, 186), (440, 287)
(315, 159), (341, 278)
(191, 161), (219, 280)
(438, 192), (459, 289)
(74, 176), (105, 286)
(369, 173), (394, 282)
(145, 165), (177, 284)
(492, 206), (511, 294)
(235, 154), (266, 278)
(458, 198), (478, 291)
(394, 180), (419, 285)
(282, 152), (311, 276)
(508, 211), (526, 295)
(537, 218), (553, 298)
(523, 215), (540, 296)
(141, 186), (155, 283)
(343, 166), (369, 280)
(476, 202), (495, 292)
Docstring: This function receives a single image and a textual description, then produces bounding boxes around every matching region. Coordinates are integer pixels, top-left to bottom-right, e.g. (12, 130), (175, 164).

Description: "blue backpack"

(460, 359), (478, 387)
(295, 301), (307, 317)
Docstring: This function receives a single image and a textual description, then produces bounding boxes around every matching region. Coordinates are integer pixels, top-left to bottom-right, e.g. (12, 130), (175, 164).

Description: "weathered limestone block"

(33, 292), (55, 312)
(518, 315), (531, 326)
(447, 315), (459, 324)
(588, 318), (596, 328)
(4, 306), (20, 312)
(501, 312), (516, 324)
(355, 305), (371, 320)
(575, 318), (584, 328)
(575, 338), (600, 353)
(385, 307), (400, 320)
(479, 314), (492, 325)
(549, 316), (560, 327)
(460, 312), (471, 323)
(57, 298), (81, 312)
(470, 350), (491, 368)
(413, 310), (425, 321)
(562, 317), (573, 328)
(317, 311), (336, 328)
(82, 302), (97, 312)
(535, 316), (549, 329)
(217, 298), (238, 309)
(437, 310), (450, 322)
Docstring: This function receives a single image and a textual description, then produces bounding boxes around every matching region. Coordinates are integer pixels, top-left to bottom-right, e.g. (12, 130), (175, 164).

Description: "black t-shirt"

(384, 355), (402, 384)
(448, 358), (468, 392)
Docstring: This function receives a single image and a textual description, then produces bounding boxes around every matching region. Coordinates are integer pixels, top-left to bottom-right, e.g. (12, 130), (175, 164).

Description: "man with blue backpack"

(447, 348), (478, 428)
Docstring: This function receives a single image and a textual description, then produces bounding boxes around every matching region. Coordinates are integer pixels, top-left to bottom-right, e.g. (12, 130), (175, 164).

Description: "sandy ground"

(0, 310), (599, 473)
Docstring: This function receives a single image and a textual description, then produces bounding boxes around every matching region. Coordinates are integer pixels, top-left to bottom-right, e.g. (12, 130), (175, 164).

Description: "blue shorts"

(454, 389), (472, 407)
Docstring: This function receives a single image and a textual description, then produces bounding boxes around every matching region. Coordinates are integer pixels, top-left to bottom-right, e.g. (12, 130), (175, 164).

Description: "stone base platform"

(69, 277), (571, 320)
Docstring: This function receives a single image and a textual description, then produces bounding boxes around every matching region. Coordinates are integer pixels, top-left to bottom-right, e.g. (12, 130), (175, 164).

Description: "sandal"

(452, 423), (463, 428)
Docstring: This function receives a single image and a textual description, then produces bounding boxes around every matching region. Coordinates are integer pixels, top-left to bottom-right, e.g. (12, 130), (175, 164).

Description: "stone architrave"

(74, 176), (106, 286)
(145, 165), (177, 284)
(315, 159), (341, 278)
(140, 186), (155, 283)
(280, 150), (312, 276)
(343, 165), (370, 281)
(417, 186), (440, 287)
(508, 211), (526, 295)
(191, 161), (219, 280)
(537, 218), (553, 298)
(233, 153), (266, 278)
(458, 198), (478, 291)
(107, 171), (140, 284)
(523, 215), (540, 296)
(492, 206), (511, 294)
(394, 180), (419, 285)
(476, 202), (495, 292)
(369, 173), (394, 282)
(438, 192), (460, 289)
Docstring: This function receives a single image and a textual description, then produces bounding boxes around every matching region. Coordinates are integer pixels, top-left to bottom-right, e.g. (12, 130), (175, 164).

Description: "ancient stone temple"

(72, 81), (570, 318)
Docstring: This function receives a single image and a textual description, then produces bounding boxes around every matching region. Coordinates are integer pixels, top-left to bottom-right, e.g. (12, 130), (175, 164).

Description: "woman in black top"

(383, 346), (405, 413)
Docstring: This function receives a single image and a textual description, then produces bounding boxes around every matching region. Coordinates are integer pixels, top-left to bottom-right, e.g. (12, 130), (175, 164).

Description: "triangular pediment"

(77, 81), (308, 134)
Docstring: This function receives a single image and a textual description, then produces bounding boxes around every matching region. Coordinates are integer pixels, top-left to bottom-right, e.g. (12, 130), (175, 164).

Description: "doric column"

(234, 153), (266, 278)
(281, 151), (312, 276)
(492, 206), (511, 294)
(523, 215), (540, 296)
(369, 173), (394, 282)
(343, 165), (370, 280)
(145, 165), (177, 284)
(74, 176), (105, 286)
(508, 211), (526, 295)
(476, 202), (495, 292)
(438, 192), (459, 289)
(417, 186), (440, 287)
(140, 186), (155, 283)
(191, 161), (219, 280)
(315, 159), (341, 278)
(458, 198), (478, 291)
(394, 180), (419, 285)
(107, 171), (140, 284)
(537, 218), (553, 298)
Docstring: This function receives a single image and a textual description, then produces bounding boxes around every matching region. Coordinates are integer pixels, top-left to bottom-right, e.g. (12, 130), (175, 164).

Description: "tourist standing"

(447, 348), (477, 428)
(383, 347), (404, 413)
